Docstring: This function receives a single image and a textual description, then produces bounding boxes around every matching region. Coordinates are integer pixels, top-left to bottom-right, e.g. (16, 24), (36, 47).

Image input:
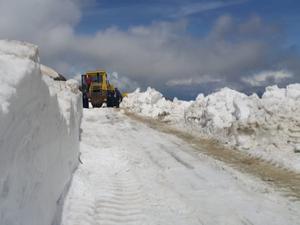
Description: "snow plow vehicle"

(81, 70), (123, 108)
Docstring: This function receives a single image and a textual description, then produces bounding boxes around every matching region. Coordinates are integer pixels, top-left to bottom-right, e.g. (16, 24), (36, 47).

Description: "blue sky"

(73, 0), (300, 98)
(0, 0), (299, 99)
(76, 0), (300, 46)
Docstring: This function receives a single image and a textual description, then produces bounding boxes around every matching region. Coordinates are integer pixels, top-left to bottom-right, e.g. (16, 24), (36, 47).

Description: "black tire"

(115, 101), (120, 108)
(107, 97), (114, 107)
(93, 103), (102, 108)
(82, 93), (89, 108)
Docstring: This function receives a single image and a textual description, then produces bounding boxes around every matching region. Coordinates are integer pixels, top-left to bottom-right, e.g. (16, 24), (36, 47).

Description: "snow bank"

(0, 40), (82, 225)
(121, 85), (300, 172)
(41, 64), (60, 79)
(121, 87), (192, 122)
(41, 64), (66, 81)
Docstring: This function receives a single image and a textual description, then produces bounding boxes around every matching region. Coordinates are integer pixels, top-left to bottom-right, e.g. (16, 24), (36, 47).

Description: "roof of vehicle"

(86, 70), (106, 74)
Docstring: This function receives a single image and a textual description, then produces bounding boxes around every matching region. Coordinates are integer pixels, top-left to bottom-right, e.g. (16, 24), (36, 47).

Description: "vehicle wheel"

(82, 93), (89, 108)
(113, 97), (120, 108)
(94, 103), (102, 108)
(107, 98), (113, 107)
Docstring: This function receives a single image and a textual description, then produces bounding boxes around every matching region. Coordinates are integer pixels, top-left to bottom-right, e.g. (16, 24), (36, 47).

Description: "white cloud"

(58, 18), (268, 89)
(242, 70), (293, 86)
(0, 0), (80, 41)
(0, 0), (298, 96)
(174, 0), (246, 17)
(166, 75), (222, 87)
(108, 72), (139, 92)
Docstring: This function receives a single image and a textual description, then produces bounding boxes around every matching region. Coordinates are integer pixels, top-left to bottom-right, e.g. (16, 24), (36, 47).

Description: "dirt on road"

(125, 111), (300, 201)
(62, 109), (300, 225)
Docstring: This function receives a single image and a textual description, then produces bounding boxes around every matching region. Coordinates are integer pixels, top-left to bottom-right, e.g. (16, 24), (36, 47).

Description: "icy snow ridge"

(121, 85), (300, 172)
(0, 40), (82, 225)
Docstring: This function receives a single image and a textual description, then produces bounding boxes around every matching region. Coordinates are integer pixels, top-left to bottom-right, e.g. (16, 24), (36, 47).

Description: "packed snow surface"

(0, 40), (82, 225)
(61, 108), (300, 225)
(121, 86), (300, 172)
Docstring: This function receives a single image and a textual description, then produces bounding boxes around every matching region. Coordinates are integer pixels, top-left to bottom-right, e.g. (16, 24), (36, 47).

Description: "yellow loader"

(81, 70), (123, 108)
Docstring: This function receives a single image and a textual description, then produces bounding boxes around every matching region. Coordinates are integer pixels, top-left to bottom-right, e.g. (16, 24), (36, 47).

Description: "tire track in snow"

(126, 111), (300, 201)
(93, 172), (144, 225)
(61, 109), (300, 225)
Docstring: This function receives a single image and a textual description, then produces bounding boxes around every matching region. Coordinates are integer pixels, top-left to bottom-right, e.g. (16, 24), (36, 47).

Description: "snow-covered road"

(61, 108), (300, 225)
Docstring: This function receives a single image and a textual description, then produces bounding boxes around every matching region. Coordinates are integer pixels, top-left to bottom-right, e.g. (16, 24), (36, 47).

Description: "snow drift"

(121, 85), (300, 172)
(0, 40), (82, 225)
(121, 87), (192, 122)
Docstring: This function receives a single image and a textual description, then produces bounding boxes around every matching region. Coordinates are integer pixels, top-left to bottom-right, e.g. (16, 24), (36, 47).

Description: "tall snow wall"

(0, 40), (82, 225)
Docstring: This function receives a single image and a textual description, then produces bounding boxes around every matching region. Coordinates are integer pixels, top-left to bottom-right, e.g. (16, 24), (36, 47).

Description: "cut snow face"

(0, 40), (39, 113)
(0, 40), (82, 225)
(121, 85), (300, 172)
(0, 40), (39, 62)
(43, 76), (81, 127)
